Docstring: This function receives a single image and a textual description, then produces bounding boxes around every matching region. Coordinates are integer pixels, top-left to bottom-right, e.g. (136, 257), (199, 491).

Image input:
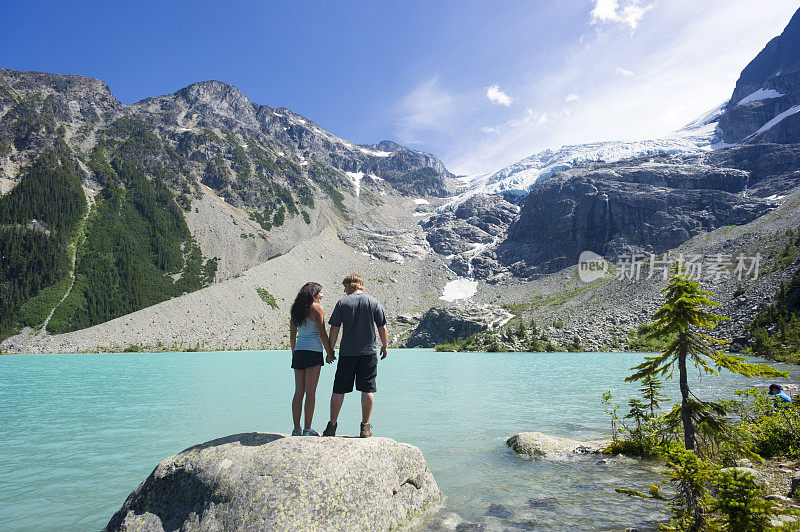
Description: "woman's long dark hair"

(290, 282), (322, 327)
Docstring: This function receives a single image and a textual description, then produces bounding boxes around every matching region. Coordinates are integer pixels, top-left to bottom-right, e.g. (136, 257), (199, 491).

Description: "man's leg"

(361, 392), (374, 424)
(329, 393), (345, 424)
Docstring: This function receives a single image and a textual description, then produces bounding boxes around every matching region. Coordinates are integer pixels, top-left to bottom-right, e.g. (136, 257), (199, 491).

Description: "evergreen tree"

(625, 398), (648, 434)
(626, 265), (786, 532)
(627, 265), (785, 451)
(640, 373), (667, 419)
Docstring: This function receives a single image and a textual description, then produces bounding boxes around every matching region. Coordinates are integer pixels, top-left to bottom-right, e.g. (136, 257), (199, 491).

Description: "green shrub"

(627, 322), (675, 352)
(256, 287), (278, 309)
(434, 342), (459, 352)
(708, 468), (775, 531)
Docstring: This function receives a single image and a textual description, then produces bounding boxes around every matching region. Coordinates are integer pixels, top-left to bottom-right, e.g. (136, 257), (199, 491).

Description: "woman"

(289, 282), (334, 436)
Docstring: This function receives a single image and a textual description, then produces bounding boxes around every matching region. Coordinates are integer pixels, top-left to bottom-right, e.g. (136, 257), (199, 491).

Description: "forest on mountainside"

(0, 145), (86, 339)
(0, 144), (218, 339)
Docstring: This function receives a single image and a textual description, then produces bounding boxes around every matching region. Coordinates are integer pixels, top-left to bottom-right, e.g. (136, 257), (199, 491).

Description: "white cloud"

(485, 85), (513, 106)
(590, 0), (654, 30)
(565, 93), (580, 102)
(507, 108), (568, 128)
(396, 77), (456, 143)
(392, 1), (799, 176)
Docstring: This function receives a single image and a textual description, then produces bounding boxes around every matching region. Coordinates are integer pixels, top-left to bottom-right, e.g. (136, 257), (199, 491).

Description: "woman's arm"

(313, 303), (335, 358)
(290, 320), (297, 353)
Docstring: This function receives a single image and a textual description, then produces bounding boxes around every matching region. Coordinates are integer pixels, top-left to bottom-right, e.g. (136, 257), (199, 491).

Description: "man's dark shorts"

(333, 354), (377, 393)
(291, 350), (324, 370)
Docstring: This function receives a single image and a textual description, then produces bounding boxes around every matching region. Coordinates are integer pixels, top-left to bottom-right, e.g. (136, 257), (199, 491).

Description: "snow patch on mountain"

(345, 171), (364, 196)
(747, 105), (800, 138)
(736, 88), (785, 106)
(440, 278), (478, 301)
(358, 147), (393, 157)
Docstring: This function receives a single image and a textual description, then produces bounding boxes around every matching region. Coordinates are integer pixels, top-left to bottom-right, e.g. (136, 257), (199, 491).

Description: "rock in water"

(106, 433), (442, 532)
(506, 432), (610, 457)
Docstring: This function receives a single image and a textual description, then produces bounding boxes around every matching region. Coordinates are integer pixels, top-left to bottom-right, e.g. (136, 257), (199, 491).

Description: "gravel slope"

(1, 225), (446, 353)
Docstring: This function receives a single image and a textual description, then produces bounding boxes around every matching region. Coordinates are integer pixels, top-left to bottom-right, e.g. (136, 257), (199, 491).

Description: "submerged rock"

(506, 432), (610, 457)
(107, 432), (442, 532)
(486, 503), (514, 519)
(527, 496), (557, 509)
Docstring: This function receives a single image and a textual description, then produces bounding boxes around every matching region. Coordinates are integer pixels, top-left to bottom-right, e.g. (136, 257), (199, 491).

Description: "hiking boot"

(322, 421), (337, 437)
(302, 428), (320, 437)
(291, 428), (302, 436)
(360, 422), (372, 438)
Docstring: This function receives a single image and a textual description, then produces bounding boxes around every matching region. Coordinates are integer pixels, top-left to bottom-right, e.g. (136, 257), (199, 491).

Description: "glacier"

(451, 102), (726, 202)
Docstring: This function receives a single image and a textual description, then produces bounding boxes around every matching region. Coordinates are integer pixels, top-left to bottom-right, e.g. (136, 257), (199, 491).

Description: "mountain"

(0, 69), (453, 340)
(718, 8), (800, 144)
(429, 7), (800, 280)
(495, 144), (800, 276)
(5, 9), (800, 353)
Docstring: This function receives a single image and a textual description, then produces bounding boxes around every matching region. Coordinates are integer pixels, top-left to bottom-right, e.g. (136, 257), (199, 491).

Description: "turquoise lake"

(0, 349), (794, 531)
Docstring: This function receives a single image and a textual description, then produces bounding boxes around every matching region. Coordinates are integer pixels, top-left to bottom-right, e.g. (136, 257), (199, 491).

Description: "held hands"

(326, 352), (337, 364)
(380, 345), (388, 360)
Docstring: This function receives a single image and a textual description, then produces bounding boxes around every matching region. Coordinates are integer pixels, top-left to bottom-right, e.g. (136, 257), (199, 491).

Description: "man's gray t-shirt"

(328, 292), (386, 356)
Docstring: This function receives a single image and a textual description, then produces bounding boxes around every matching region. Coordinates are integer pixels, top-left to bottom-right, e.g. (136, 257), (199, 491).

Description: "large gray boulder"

(107, 433), (442, 532)
(506, 432), (611, 457)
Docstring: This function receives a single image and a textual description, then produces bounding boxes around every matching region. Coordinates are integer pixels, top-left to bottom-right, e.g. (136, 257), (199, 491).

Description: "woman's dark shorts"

(333, 354), (377, 393)
(291, 350), (324, 370)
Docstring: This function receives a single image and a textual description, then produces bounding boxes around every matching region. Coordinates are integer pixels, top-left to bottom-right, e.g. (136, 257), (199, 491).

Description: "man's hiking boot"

(360, 422), (372, 438)
(322, 421), (337, 437)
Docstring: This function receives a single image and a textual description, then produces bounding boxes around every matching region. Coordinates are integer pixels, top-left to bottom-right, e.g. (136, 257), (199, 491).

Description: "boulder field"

(106, 433), (441, 532)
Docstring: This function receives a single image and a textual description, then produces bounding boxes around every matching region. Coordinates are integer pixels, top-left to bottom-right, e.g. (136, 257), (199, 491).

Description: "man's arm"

(378, 324), (388, 359)
(327, 326), (340, 363)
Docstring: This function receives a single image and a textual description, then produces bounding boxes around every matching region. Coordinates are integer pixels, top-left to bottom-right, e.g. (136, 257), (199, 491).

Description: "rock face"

(422, 194), (518, 279)
(107, 433), (442, 532)
(506, 432), (610, 457)
(404, 306), (511, 348)
(497, 145), (800, 276)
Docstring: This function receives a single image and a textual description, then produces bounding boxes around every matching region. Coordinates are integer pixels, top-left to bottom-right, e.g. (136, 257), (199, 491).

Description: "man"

(323, 274), (388, 438)
(768, 383), (793, 404)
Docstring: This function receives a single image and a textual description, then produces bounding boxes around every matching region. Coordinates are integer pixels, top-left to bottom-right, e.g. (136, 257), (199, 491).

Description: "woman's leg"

(303, 364), (322, 430)
(293, 369), (306, 430)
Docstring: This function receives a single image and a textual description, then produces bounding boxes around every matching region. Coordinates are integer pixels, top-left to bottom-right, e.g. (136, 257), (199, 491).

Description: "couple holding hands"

(289, 274), (388, 439)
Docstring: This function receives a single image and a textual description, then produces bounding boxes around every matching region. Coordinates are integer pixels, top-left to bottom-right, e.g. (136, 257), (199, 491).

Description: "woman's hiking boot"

(302, 428), (320, 436)
(291, 429), (302, 436)
(322, 421), (337, 437)
(360, 422), (372, 438)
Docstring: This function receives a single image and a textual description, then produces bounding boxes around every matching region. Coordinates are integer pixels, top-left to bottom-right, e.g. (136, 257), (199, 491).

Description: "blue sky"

(1, 1), (798, 175)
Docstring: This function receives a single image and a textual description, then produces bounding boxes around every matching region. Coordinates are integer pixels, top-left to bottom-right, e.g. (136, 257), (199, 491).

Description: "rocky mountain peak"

(0, 69), (115, 101)
(727, 8), (800, 107)
(173, 80), (252, 108)
(719, 8), (800, 144)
